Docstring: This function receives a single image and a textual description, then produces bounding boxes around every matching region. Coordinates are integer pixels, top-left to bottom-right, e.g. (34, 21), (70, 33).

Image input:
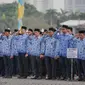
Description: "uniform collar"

(62, 33), (69, 36)
(35, 35), (41, 39)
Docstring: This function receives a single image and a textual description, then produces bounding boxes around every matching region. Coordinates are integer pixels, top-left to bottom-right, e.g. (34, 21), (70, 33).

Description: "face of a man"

(34, 31), (40, 37)
(67, 29), (72, 34)
(61, 28), (67, 34)
(79, 33), (85, 40)
(43, 31), (48, 35)
(5, 32), (10, 36)
(75, 33), (79, 38)
(21, 29), (26, 34)
(48, 31), (54, 37)
(28, 31), (33, 35)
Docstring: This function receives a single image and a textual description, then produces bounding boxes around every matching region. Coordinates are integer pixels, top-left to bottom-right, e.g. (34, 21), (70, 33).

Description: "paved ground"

(0, 77), (85, 85)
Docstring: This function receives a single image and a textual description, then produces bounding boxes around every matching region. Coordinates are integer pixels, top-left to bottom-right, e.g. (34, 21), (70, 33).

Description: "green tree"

(2, 13), (6, 20)
(57, 9), (68, 22)
(68, 12), (79, 20)
(44, 9), (58, 26)
(24, 3), (41, 17)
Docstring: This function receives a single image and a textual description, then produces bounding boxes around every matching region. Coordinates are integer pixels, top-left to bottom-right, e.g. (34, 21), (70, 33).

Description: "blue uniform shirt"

(17, 34), (28, 53)
(41, 36), (60, 58)
(2, 35), (12, 56)
(77, 38), (85, 60)
(27, 36), (43, 56)
(40, 34), (49, 54)
(26, 35), (34, 55)
(11, 35), (19, 56)
(0, 39), (3, 57)
(69, 37), (79, 48)
(54, 33), (73, 57)
(0, 34), (4, 57)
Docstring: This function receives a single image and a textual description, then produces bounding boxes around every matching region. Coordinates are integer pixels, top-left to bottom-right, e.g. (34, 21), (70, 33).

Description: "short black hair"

(28, 28), (33, 32)
(14, 29), (18, 32)
(21, 26), (27, 30)
(68, 27), (73, 31)
(34, 28), (40, 32)
(62, 25), (68, 29)
(5, 29), (10, 32)
(44, 29), (48, 32)
(40, 32), (42, 35)
(49, 27), (56, 32)
(79, 30), (85, 34)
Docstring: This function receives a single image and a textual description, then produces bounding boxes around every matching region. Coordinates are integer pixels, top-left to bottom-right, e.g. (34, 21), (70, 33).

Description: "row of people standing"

(0, 25), (85, 81)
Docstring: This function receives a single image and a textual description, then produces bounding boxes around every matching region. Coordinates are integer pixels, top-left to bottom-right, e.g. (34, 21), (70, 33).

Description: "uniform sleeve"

(26, 38), (30, 53)
(10, 37), (14, 56)
(68, 37), (77, 48)
(68, 38), (73, 48)
(40, 38), (46, 55)
(10, 36), (18, 56)
(54, 39), (60, 57)
(53, 31), (60, 39)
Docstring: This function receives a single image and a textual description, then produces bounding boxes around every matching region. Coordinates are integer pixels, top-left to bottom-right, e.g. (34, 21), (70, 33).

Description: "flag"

(18, 0), (24, 30)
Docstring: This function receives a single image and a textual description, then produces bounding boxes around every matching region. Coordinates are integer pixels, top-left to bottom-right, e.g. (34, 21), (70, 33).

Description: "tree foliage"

(0, 2), (85, 32)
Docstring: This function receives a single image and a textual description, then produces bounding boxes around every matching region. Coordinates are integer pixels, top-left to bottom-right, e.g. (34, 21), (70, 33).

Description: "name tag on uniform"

(67, 48), (77, 58)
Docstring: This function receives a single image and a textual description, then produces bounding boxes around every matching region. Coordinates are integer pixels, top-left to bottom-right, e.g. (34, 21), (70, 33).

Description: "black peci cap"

(79, 30), (85, 34)
(5, 29), (10, 32)
(62, 25), (68, 29)
(28, 28), (33, 32)
(49, 27), (56, 32)
(14, 29), (18, 32)
(21, 26), (27, 30)
(34, 28), (40, 32)
(44, 29), (48, 32)
(68, 27), (73, 31)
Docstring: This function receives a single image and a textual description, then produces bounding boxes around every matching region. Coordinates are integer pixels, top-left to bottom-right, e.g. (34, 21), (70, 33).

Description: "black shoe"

(7, 76), (12, 78)
(60, 77), (65, 80)
(2, 76), (7, 78)
(38, 76), (42, 79)
(23, 76), (27, 79)
(82, 78), (85, 81)
(3, 76), (12, 78)
(66, 78), (71, 81)
(31, 76), (38, 79)
(56, 77), (60, 80)
(77, 78), (83, 81)
(46, 77), (52, 80)
(18, 76), (24, 79)
(52, 77), (56, 80)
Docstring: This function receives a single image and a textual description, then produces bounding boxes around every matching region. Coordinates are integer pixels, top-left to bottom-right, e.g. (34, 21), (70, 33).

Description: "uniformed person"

(17, 26), (28, 79)
(26, 28), (34, 75)
(26, 29), (43, 79)
(39, 29), (49, 78)
(40, 27), (60, 80)
(0, 33), (5, 76)
(2, 29), (13, 78)
(53, 25), (73, 80)
(11, 29), (19, 76)
(76, 31), (85, 81)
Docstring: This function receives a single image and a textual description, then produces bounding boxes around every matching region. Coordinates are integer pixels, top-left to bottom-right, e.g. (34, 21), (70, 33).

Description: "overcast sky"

(0, 0), (64, 10)
(54, 0), (64, 11)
